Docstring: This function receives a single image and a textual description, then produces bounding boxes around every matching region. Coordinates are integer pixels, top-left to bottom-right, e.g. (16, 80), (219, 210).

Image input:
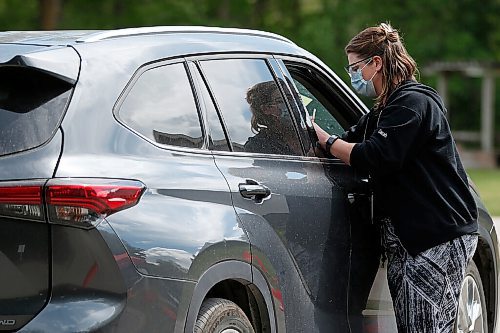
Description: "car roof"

(0, 26), (294, 46)
(0, 26), (311, 84)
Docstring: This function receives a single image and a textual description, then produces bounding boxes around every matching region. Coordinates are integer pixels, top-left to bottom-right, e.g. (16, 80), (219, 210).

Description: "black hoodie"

(346, 81), (478, 256)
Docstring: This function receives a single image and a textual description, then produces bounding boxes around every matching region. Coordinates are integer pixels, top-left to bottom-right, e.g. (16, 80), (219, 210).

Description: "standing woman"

(314, 23), (479, 332)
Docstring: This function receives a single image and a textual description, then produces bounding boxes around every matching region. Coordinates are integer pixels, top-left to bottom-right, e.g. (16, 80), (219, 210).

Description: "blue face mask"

(349, 59), (378, 98)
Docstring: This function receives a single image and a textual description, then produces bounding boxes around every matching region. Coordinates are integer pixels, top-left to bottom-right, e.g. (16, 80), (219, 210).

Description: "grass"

(467, 169), (500, 217)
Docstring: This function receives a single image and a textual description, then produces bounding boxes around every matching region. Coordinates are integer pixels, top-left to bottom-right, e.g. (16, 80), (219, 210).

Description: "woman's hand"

(312, 121), (331, 150)
(311, 118), (355, 165)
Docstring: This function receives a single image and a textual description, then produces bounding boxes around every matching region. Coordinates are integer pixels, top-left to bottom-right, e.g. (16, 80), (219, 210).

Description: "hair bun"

(380, 22), (399, 43)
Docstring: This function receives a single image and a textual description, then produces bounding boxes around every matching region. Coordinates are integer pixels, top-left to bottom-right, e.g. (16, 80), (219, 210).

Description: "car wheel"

(455, 260), (488, 333)
(194, 298), (255, 333)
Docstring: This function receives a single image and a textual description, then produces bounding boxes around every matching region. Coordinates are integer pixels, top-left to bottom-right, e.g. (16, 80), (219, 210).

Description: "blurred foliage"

(1, 0), (499, 136)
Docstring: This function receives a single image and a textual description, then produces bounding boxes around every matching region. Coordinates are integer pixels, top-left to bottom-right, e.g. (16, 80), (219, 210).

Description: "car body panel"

(56, 127), (248, 282)
(19, 224), (127, 332)
(475, 193), (499, 332)
(0, 129), (62, 180)
(0, 218), (50, 331)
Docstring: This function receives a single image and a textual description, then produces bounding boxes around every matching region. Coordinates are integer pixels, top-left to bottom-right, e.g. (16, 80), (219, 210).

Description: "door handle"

(348, 191), (374, 224)
(360, 178), (370, 184)
(239, 180), (271, 202)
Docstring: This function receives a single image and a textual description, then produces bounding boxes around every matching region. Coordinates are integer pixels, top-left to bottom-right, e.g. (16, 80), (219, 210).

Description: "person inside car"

(244, 80), (301, 155)
(313, 22), (478, 332)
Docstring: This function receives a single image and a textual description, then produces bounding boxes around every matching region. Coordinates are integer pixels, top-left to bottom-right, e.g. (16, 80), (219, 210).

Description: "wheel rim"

(455, 275), (485, 333)
(220, 330), (240, 333)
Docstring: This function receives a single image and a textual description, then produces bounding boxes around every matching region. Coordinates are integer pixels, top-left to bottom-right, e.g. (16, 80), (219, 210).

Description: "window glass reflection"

(190, 63), (229, 151)
(200, 59), (302, 156)
(0, 67), (72, 156)
(119, 62), (203, 149)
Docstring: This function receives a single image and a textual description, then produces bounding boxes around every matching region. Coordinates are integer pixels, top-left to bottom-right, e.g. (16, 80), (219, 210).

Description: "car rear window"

(118, 62), (204, 149)
(0, 66), (73, 156)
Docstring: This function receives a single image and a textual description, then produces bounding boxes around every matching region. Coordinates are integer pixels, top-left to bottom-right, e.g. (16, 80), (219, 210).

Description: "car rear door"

(188, 55), (359, 332)
(277, 56), (397, 332)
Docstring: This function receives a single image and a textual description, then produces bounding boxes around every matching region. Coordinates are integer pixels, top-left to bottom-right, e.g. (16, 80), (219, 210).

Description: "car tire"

(455, 260), (488, 333)
(194, 298), (255, 333)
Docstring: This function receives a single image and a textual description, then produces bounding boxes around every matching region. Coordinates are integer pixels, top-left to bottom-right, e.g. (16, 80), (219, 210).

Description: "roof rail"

(76, 26), (294, 44)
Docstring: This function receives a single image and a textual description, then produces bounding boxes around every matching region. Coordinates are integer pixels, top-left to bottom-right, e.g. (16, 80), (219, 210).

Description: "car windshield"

(0, 66), (73, 156)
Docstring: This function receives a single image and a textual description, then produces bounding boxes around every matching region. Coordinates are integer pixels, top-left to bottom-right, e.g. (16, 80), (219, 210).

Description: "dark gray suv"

(0, 27), (497, 333)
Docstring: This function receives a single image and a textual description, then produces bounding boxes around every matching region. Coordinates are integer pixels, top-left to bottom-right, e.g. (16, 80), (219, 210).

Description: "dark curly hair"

(246, 81), (281, 133)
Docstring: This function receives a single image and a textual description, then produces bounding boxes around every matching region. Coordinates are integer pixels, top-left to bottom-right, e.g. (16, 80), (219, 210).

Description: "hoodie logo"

(378, 129), (388, 138)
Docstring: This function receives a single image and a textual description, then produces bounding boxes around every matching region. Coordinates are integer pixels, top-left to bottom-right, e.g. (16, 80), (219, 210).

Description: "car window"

(188, 62), (230, 151)
(293, 79), (344, 136)
(118, 62), (203, 149)
(0, 66), (73, 156)
(267, 59), (314, 156)
(285, 66), (347, 137)
(200, 58), (303, 156)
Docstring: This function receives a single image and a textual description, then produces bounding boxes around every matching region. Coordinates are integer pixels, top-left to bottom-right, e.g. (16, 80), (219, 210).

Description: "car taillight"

(0, 179), (145, 228)
(0, 182), (44, 221)
(45, 179), (145, 228)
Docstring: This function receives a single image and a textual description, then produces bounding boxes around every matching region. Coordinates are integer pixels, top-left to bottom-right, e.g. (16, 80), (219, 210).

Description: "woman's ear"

(373, 55), (383, 71)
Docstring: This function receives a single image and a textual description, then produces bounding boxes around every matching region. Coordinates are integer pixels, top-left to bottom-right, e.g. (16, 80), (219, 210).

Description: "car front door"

(277, 56), (397, 332)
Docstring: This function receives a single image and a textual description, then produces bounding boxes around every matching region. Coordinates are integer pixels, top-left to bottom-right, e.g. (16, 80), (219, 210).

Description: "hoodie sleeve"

(349, 105), (422, 175)
(341, 113), (369, 143)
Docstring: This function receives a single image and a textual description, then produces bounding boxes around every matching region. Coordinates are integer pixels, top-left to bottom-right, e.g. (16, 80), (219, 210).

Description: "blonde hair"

(345, 22), (418, 107)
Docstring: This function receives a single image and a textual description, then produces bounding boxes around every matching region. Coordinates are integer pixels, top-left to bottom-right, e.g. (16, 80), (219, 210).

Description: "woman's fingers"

(312, 122), (330, 149)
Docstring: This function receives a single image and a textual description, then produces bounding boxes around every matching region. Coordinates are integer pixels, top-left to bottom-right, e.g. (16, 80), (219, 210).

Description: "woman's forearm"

(330, 139), (355, 165)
